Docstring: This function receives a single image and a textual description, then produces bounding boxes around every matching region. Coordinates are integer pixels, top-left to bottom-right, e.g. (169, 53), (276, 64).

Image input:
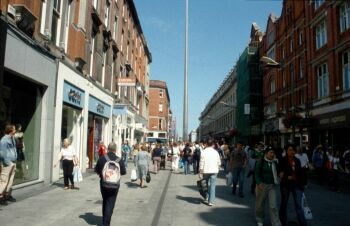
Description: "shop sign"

(63, 81), (84, 108)
(88, 95), (111, 118)
(113, 105), (127, 115)
(319, 115), (346, 125)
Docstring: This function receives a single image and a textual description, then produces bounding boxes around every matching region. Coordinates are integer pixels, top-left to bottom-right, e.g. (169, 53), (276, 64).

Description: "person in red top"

(98, 141), (107, 157)
(279, 144), (307, 226)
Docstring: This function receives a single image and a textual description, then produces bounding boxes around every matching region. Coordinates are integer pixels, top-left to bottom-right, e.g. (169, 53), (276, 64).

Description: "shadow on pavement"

(124, 181), (140, 188)
(176, 195), (202, 204)
(79, 212), (102, 225)
(198, 207), (253, 226)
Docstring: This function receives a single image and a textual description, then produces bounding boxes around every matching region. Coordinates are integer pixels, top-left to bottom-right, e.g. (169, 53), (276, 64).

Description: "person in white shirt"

(172, 142), (180, 172)
(54, 138), (78, 190)
(199, 139), (221, 206)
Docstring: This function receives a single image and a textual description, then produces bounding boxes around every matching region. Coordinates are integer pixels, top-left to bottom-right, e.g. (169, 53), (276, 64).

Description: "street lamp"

(260, 56), (297, 144)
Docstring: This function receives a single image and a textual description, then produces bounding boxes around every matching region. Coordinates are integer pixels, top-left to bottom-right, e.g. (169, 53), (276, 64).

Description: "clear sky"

(134, 0), (282, 138)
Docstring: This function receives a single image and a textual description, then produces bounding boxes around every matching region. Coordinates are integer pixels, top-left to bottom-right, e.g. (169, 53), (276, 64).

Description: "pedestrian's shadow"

(79, 212), (102, 225)
(176, 195), (202, 204)
(124, 181), (140, 188)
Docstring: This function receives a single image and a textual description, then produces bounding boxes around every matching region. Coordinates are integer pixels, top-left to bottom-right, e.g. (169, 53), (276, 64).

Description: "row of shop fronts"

(262, 107), (350, 150)
(0, 19), (146, 191)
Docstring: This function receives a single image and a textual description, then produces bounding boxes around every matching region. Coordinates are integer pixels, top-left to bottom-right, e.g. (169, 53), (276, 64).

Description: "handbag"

(146, 171), (151, 183)
(73, 166), (83, 183)
(131, 169), (137, 181)
(197, 179), (208, 199)
(302, 193), (313, 220)
(226, 172), (233, 186)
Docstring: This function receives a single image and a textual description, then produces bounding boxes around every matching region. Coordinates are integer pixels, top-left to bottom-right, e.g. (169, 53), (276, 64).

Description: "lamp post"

(260, 56), (297, 144)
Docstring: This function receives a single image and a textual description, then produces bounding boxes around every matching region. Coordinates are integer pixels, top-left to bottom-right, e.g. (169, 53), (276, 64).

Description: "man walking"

(229, 141), (248, 197)
(95, 142), (126, 226)
(0, 124), (18, 205)
(199, 139), (221, 206)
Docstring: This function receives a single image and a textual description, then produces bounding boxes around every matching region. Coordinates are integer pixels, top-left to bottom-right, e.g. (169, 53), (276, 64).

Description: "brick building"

(147, 80), (171, 143)
(0, 0), (151, 190)
(260, 0), (350, 148)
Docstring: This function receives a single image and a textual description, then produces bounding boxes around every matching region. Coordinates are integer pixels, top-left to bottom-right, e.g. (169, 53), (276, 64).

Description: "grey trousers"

(255, 184), (281, 226)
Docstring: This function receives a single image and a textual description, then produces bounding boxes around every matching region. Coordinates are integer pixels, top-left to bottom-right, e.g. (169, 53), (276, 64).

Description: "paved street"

(1, 161), (350, 226)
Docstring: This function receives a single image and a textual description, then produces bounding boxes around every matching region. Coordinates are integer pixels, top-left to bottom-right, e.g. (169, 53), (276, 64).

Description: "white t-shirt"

(172, 147), (180, 157)
(295, 153), (309, 168)
(199, 147), (221, 174)
(59, 146), (76, 161)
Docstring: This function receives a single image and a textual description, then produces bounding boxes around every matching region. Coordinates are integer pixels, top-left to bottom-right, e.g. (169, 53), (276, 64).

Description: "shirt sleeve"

(199, 151), (204, 172)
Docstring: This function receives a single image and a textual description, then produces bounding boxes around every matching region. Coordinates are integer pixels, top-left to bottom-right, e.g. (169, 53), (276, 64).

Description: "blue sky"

(134, 0), (282, 138)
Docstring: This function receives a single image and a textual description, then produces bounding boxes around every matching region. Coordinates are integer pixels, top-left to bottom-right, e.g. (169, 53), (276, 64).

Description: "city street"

(1, 162), (349, 226)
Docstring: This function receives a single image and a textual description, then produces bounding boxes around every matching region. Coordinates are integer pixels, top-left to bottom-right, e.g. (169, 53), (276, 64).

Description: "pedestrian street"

(1, 162), (350, 226)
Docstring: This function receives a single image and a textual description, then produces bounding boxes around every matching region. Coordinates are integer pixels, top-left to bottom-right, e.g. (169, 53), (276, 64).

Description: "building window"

(298, 30), (303, 46)
(317, 63), (329, 98)
(299, 57), (304, 79)
(340, 1), (350, 33)
(159, 104), (163, 113)
(316, 20), (327, 49)
(159, 119), (163, 130)
(267, 31), (274, 46)
(113, 16), (118, 41)
(342, 51), (350, 91)
(159, 89), (164, 98)
(267, 47), (275, 60)
(51, 0), (62, 45)
(40, 1), (47, 35)
(270, 102), (276, 114)
(92, 0), (99, 11)
(104, 2), (110, 28)
(270, 78), (275, 94)
(300, 89), (305, 105)
(314, 0), (325, 10)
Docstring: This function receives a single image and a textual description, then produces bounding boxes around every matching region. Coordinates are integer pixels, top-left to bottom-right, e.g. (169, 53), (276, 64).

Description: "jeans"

(204, 173), (217, 204)
(255, 184), (281, 226)
(192, 158), (200, 174)
(62, 160), (74, 187)
(184, 160), (190, 175)
(100, 184), (120, 226)
(279, 185), (307, 226)
(232, 166), (245, 195)
(122, 152), (129, 168)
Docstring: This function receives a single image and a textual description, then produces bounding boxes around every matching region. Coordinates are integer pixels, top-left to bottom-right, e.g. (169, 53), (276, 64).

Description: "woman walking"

(136, 144), (150, 188)
(54, 138), (79, 190)
(279, 144), (307, 226)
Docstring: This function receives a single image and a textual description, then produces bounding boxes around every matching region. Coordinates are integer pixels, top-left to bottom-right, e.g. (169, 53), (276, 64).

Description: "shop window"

(1, 71), (43, 185)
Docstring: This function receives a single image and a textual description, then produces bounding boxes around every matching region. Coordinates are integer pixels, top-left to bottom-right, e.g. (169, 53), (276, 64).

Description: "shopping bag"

(131, 169), (137, 181)
(73, 166), (83, 183)
(146, 171), (151, 183)
(226, 172), (233, 186)
(302, 193), (313, 220)
(197, 179), (208, 199)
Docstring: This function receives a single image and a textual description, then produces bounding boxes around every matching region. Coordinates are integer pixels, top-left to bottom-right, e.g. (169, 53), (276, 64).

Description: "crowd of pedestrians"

(2, 120), (350, 226)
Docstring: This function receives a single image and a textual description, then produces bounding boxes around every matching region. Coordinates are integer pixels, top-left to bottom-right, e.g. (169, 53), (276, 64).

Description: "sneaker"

(208, 203), (214, 206)
(64, 186), (69, 190)
(6, 196), (16, 202)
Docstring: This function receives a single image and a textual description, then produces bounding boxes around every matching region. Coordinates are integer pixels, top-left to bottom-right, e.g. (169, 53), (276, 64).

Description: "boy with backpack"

(95, 142), (126, 226)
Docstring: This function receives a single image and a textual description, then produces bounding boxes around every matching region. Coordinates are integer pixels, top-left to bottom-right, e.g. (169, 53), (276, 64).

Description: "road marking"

(151, 170), (172, 226)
